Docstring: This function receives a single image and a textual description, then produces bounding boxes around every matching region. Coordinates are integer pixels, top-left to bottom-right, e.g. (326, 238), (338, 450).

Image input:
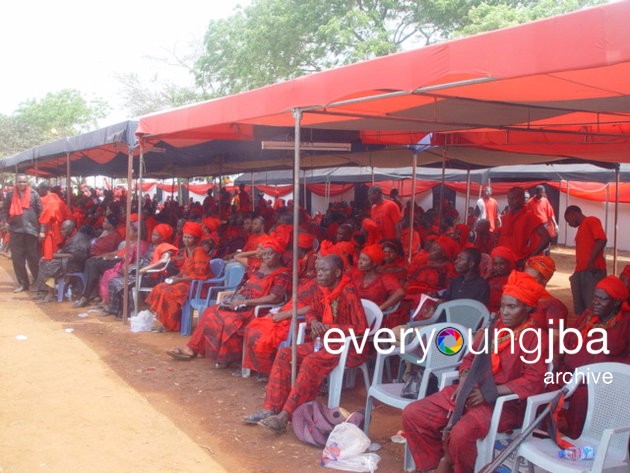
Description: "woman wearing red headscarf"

(486, 246), (517, 314)
(350, 243), (406, 328)
(404, 236), (457, 308)
(523, 255), (568, 368)
(167, 237), (290, 367)
(241, 232), (319, 378)
(558, 275), (630, 438)
(403, 270), (549, 473)
(146, 222), (211, 332)
(379, 239), (408, 284)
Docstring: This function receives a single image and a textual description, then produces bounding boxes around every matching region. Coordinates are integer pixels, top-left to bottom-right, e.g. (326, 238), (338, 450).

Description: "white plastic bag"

(321, 422), (381, 472)
(130, 310), (155, 332)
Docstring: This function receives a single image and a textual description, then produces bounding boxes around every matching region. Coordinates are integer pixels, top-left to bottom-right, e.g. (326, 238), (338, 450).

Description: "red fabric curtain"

(548, 181), (630, 204)
(186, 183), (214, 194)
(255, 185), (293, 197)
(306, 183), (354, 197)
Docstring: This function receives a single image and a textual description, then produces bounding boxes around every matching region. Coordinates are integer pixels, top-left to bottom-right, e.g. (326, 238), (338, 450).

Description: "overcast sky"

(1, 0), (249, 122)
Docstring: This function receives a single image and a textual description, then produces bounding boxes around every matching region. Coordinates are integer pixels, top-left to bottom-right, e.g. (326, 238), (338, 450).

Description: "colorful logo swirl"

(436, 327), (464, 356)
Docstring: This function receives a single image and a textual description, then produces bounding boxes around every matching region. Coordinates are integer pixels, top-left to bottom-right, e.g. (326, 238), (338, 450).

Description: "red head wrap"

(319, 240), (352, 269)
(621, 264), (630, 280)
(182, 222), (203, 239)
(269, 224), (292, 250)
(435, 236), (459, 260)
(297, 232), (315, 249)
(491, 246), (517, 267)
(203, 216), (221, 232)
(129, 213), (139, 222)
(361, 244), (385, 265)
(262, 236), (286, 254)
(525, 255), (556, 282)
(502, 270), (546, 307)
(595, 275), (629, 301)
(153, 223), (173, 241)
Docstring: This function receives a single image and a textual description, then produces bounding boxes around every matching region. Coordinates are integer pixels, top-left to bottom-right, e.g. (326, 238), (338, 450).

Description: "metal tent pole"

(66, 152), (71, 209)
(122, 145), (134, 323)
(614, 165), (620, 274)
(291, 109), (302, 387)
(408, 153), (418, 263)
(437, 147), (447, 226)
(465, 168), (471, 225)
(133, 148), (145, 317)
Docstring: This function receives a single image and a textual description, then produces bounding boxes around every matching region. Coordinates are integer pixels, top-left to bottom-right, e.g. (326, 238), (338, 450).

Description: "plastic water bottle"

(314, 336), (323, 352)
(558, 446), (595, 460)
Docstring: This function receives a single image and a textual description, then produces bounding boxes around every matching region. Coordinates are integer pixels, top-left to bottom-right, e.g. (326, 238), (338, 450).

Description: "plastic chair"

(514, 362), (630, 473)
(363, 322), (470, 437)
(56, 272), (86, 302)
(399, 298), (489, 380)
(296, 299), (383, 408)
(180, 261), (244, 336)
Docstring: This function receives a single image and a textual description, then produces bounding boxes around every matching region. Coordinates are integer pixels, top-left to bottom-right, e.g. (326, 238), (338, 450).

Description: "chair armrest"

(593, 425), (630, 473)
(521, 389), (563, 426)
(254, 304), (281, 317)
(297, 322), (307, 344)
(439, 370), (460, 390)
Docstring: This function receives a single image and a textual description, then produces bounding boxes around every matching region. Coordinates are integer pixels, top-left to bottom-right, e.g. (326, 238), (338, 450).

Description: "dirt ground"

(1, 247), (628, 473)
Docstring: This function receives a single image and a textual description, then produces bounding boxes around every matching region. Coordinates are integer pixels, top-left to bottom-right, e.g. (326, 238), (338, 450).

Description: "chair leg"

(363, 395), (374, 435)
(404, 443), (416, 472)
(180, 303), (192, 336)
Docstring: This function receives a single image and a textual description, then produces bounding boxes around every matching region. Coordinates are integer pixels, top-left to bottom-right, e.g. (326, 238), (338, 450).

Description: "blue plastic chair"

(56, 272), (86, 302)
(180, 261), (245, 336)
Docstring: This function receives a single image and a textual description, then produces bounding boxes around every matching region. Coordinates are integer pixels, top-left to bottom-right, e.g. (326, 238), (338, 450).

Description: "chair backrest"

(360, 299), (384, 336)
(224, 262), (246, 288)
(408, 322), (470, 374)
(210, 258), (226, 279)
(577, 362), (630, 452)
(438, 299), (490, 331)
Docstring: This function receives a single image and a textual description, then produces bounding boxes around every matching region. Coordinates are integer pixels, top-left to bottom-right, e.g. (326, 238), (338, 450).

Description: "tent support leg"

(290, 108), (302, 387)
(408, 153), (418, 263)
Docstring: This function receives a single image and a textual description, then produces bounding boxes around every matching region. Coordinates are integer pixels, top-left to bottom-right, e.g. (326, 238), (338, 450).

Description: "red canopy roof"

(137, 2), (630, 167)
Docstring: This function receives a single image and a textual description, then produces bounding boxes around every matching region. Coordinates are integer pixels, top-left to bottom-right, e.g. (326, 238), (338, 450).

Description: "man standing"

(37, 181), (69, 262)
(564, 205), (607, 315)
(527, 185), (559, 242)
(475, 186), (500, 232)
(1, 174), (42, 292)
(242, 254), (367, 433)
(368, 185), (401, 240)
(497, 187), (550, 268)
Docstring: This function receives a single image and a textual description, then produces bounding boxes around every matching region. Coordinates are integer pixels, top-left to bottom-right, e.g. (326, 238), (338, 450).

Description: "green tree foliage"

(0, 89), (108, 159)
(194, 0), (605, 96)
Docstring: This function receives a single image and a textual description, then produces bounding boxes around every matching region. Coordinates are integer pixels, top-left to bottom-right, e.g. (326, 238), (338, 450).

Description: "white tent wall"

(310, 188), (353, 214)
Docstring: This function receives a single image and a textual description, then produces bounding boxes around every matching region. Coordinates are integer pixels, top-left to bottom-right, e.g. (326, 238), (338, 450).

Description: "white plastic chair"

(364, 322), (470, 437)
(515, 362), (630, 473)
(296, 299), (383, 408)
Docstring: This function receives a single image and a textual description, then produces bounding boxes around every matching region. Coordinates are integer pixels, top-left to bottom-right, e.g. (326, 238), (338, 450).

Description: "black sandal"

(243, 409), (274, 424)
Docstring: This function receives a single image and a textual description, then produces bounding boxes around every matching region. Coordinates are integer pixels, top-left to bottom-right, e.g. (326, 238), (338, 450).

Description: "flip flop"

(166, 348), (197, 361)
(258, 415), (288, 434)
(243, 409), (274, 425)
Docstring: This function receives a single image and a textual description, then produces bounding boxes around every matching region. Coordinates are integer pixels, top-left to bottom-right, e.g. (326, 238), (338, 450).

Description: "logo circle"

(436, 327), (464, 356)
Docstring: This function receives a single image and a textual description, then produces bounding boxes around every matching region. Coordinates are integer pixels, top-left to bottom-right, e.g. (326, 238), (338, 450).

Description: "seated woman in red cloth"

(403, 271), (549, 473)
(146, 222), (211, 332)
(486, 246), (516, 314)
(378, 238), (408, 284)
(558, 275), (630, 439)
(523, 255), (568, 368)
(167, 237), (290, 368)
(404, 235), (457, 309)
(241, 233), (318, 379)
(351, 243), (406, 328)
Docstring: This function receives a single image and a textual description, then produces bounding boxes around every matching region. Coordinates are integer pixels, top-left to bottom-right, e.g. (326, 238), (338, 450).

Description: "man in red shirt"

(475, 186), (500, 232)
(368, 186), (401, 240)
(527, 185), (559, 241)
(564, 205), (607, 315)
(497, 187), (550, 268)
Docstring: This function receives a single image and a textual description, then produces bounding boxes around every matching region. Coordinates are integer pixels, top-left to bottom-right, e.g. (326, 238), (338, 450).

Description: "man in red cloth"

(1, 174), (42, 292)
(402, 270), (549, 473)
(368, 185), (401, 240)
(37, 181), (69, 261)
(564, 205), (608, 316)
(497, 187), (550, 268)
(243, 254), (368, 433)
(527, 185), (559, 242)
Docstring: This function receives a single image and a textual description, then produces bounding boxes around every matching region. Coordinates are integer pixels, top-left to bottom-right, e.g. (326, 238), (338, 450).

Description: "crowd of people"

(1, 173), (628, 472)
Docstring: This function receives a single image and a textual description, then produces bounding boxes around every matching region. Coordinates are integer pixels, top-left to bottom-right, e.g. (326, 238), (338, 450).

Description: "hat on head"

(502, 270), (546, 308)
(182, 221), (203, 239)
(596, 275), (628, 301)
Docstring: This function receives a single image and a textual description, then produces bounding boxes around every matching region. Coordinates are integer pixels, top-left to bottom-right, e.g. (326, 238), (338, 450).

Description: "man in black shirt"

(443, 247), (489, 306)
